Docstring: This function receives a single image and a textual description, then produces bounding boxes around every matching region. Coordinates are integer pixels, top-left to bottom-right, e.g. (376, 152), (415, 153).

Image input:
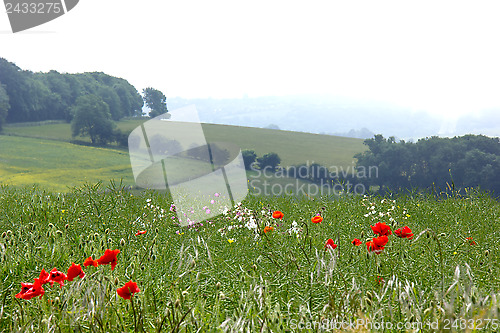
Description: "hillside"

(0, 121), (367, 192)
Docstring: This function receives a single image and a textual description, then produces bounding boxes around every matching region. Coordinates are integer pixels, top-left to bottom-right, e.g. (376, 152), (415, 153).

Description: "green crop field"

(1, 120), (366, 192)
(1, 185), (499, 332)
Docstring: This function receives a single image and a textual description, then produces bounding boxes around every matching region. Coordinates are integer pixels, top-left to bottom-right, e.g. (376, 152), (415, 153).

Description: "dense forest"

(0, 57), (143, 129)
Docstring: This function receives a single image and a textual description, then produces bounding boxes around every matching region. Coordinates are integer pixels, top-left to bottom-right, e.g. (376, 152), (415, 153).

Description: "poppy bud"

(485, 250), (489, 256)
(48, 223), (54, 229)
(1, 232), (6, 238)
(155, 228), (159, 234)
(105, 229), (110, 235)
(360, 231), (364, 238)
(216, 282), (221, 290)
(107, 238), (112, 244)
(252, 264), (257, 271)
(65, 224), (69, 229)
(120, 238), (126, 246)
(54, 297), (60, 305)
(219, 292), (226, 300)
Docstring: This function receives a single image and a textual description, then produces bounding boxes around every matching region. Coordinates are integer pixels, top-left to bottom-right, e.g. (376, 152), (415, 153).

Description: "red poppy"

(97, 249), (120, 270)
(83, 256), (99, 267)
(311, 216), (323, 224)
(66, 263), (85, 281)
(371, 222), (392, 236)
(373, 235), (389, 247)
(366, 235), (388, 254)
(351, 238), (362, 246)
(272, 211), (284, 219)
(15, 280), (44, 300)
(135, 230), (147, 236)
(38, 269), (50, 285)
(263, 226), (274, 233)
(377, 276), (384, 285)
(394, 226), (414, 239)
(466, 237), (476, 245)
(324, 238), (337, 250)
(117, 281), (140, 300)
(48, 268), (67, 288)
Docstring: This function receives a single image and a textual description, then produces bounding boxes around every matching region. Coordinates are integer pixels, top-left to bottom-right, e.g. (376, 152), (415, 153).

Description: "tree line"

(0, 58), (144, 128)
(355, 134), (500, 195)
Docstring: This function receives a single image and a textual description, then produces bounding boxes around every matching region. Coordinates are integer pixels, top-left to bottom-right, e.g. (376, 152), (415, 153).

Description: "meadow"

(1, 184), (499, 332)
(0, 120), (366, 193)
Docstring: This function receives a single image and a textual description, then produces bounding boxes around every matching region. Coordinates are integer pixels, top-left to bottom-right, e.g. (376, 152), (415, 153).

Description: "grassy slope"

(1, 120), (367, 192)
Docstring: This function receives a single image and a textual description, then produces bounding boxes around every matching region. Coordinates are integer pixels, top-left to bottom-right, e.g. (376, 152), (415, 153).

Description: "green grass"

(1, 185), (499, 332)
(1, 120), (366, 192)
(3, 119), (366, 169)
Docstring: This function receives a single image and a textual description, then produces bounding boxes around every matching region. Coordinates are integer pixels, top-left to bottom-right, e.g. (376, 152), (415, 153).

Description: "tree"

(0, 83), (9, 130)
(71, 95), (114, 145)
(257, 152), (281, 172)
(143, 87), (167, 118)
(242, 150), (257, 170)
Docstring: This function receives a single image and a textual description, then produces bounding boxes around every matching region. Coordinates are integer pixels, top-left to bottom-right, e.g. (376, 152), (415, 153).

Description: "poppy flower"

(373, 235), (389, 247)
(263, 226), (274, 233)
(117, 281), (140, 300)
(272, 211), (284, 219)
(48, 268), (67, 288)
(311, 216), (323, 224)
(394, 226), (414, 239)
(366, 235), (388, 254)
(97, 249), (120, 270)
(351, 238), (362, 246)
(466, 237), (476, 245)
(135, 230), (147, 236)
(38, 269), (50, 285)
(83, 256), (98, 267)
(15, 280), (44, 300)
(66, 263), (85, 281)
(324, 238), (337, 250)
(371, 222), (392, 236)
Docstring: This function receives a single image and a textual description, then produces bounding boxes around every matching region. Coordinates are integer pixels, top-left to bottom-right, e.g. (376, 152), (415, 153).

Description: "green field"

(1, 120), (366, 192)
(1, 186), (499, 332)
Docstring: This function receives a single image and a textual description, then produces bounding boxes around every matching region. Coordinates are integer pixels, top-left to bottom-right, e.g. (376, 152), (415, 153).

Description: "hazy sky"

(1, 0), (500, 119)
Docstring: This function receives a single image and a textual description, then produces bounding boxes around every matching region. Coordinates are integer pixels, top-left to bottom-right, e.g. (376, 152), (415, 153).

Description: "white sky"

(1, 0), (500, 118)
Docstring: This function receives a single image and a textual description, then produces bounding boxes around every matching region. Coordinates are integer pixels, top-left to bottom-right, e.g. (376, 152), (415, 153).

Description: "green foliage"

(0, 58), (143, 124)
(71, 95), (115, 145)
(257, 152), (281, 171)
(0, 83), (9, 130)
(242, 149), (257, 170)
(356, 134), (500, 195)
(143, 87), (168, 118)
